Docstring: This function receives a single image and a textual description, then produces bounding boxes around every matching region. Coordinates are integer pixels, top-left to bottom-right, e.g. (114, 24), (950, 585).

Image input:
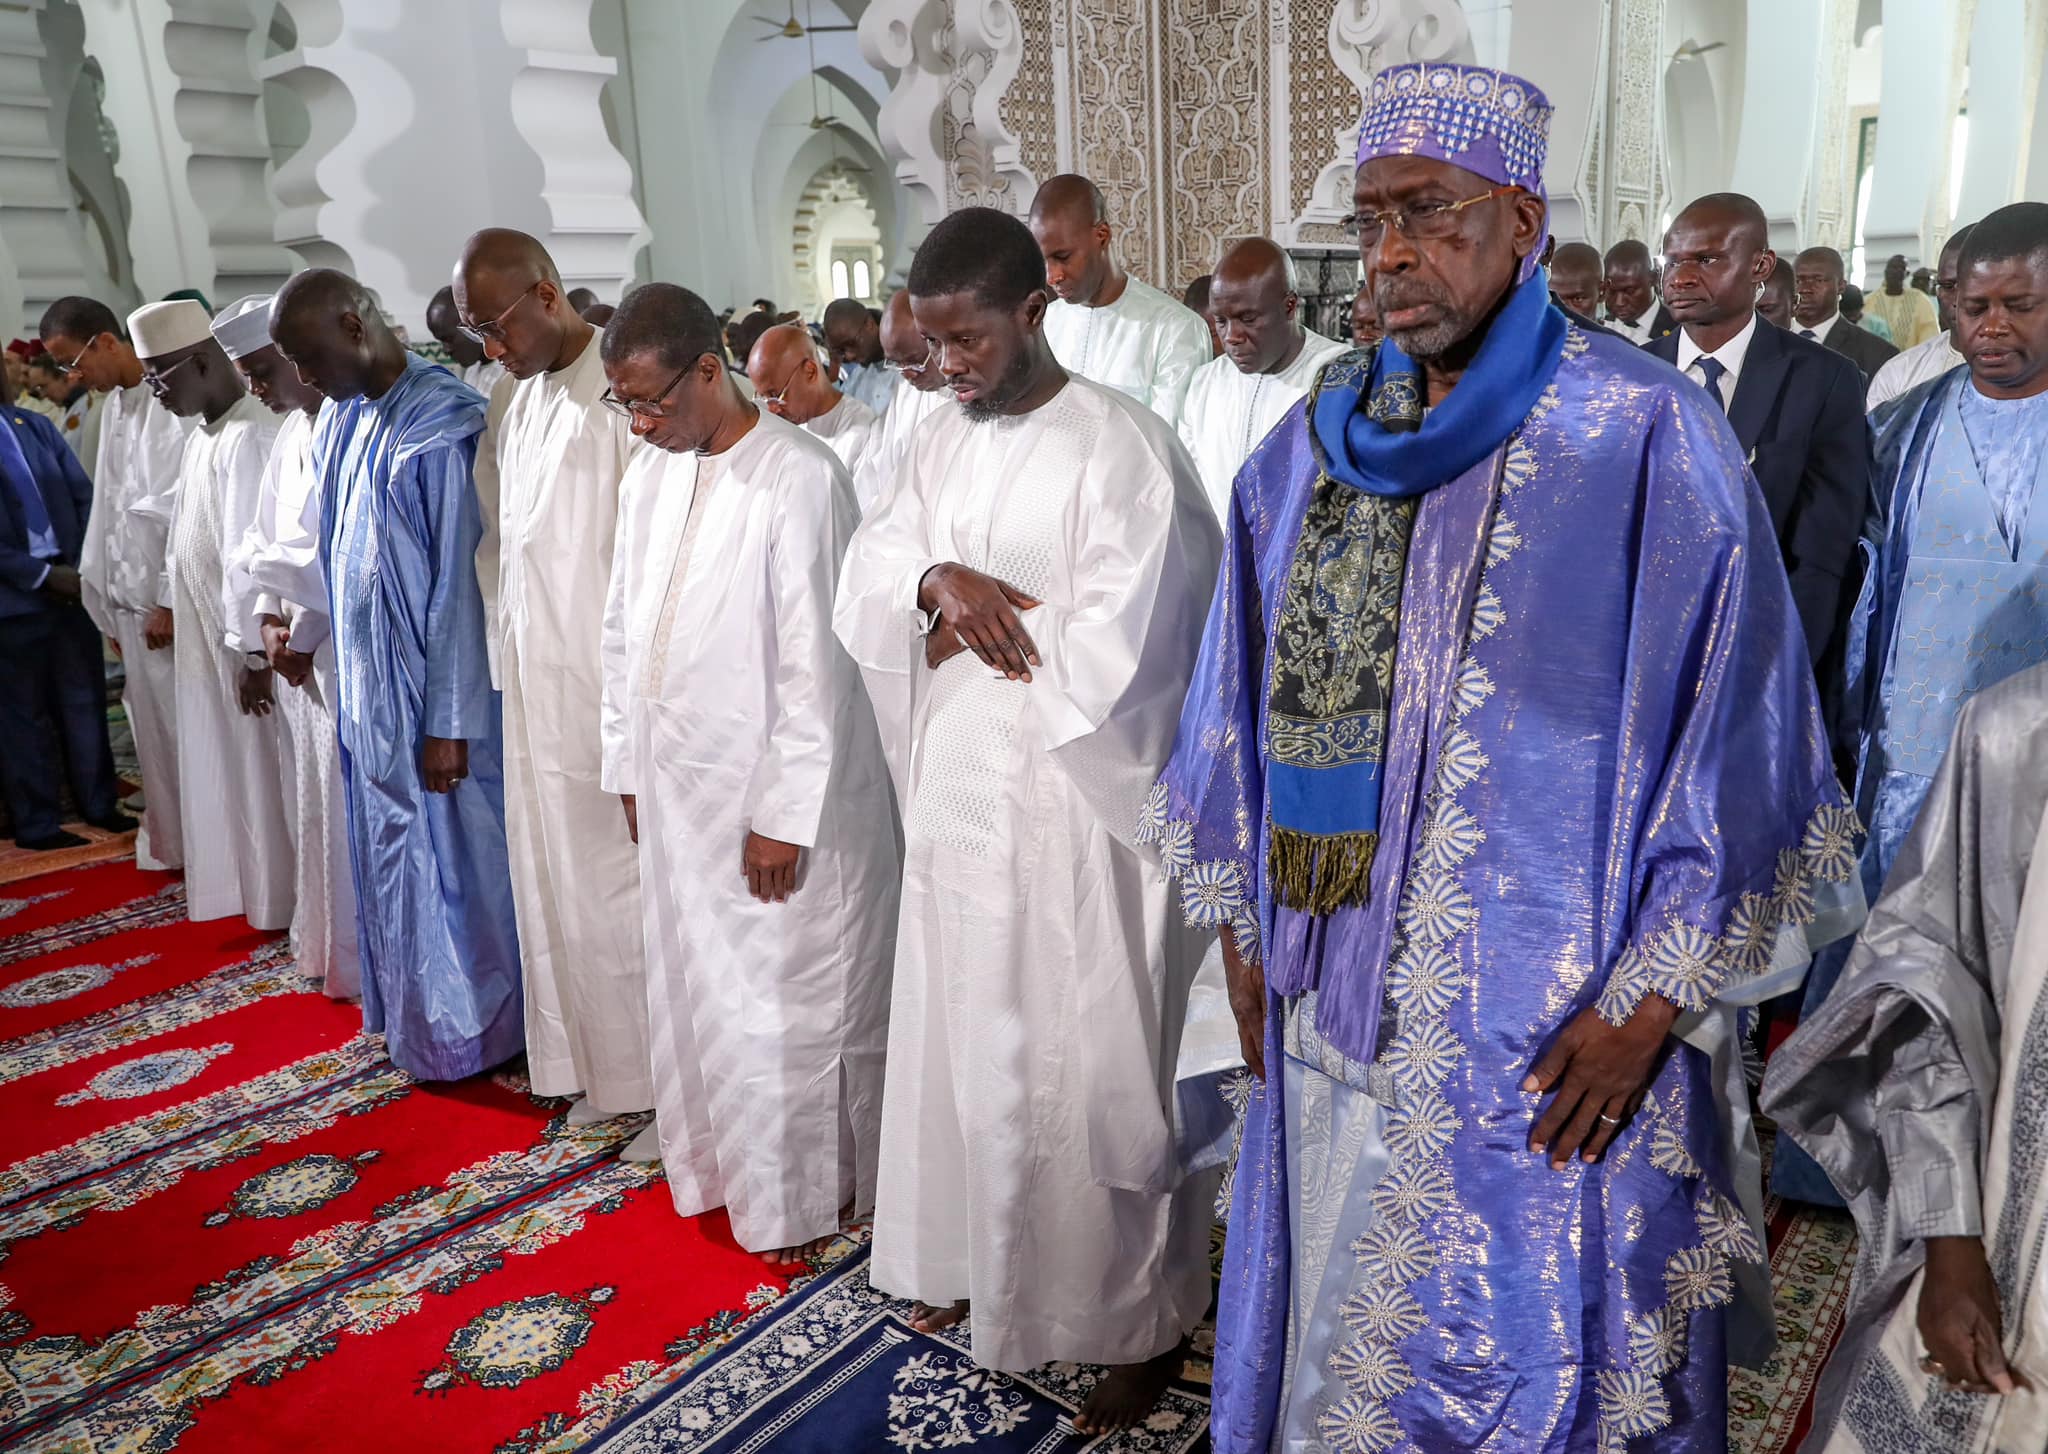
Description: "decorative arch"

(793, 161), (882, 314)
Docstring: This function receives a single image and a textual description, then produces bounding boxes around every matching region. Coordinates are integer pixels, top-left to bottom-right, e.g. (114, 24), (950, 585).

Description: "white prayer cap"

(210, 294), (276, 361)
(127, 300), (214, 359)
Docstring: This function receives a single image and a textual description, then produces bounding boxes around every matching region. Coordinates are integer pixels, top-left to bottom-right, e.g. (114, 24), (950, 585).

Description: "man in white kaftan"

(599, 284), (899, 1254)
(214, 295), (360, 999)
(1177, 238), (1348, 518)
(455, 230), (653, 1133)
(42, 298), (194, 869)
(849, 290), (950, 516)
(833, 207), (1221, 1433)
(746, 323), (880, 480)
(130, 300), (293, 928)
(1029, 174), (1213, 426)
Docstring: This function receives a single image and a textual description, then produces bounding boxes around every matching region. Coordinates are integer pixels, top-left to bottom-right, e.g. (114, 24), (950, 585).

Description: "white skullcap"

(127, 300), (214, 359)
(209, 294), (275, 361)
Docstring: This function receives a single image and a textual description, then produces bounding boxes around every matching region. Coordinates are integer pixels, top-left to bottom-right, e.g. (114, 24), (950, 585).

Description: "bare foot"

(760, 1232), (837, 1268)
(907, 1299), (969, 1334)
(1073, 1340), (1187, 1435)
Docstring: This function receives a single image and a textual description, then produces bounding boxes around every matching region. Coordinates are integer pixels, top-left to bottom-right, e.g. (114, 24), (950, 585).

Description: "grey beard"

(960, 396), (1002, 424)
(1388, 318), (1466, 360)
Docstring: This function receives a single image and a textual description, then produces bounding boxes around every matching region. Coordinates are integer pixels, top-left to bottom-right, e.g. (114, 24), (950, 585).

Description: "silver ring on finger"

(1596, 1112), (1623, 1126)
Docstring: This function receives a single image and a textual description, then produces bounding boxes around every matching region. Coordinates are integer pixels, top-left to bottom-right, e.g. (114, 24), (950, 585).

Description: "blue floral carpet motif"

(589, 1240), (1212, 1454)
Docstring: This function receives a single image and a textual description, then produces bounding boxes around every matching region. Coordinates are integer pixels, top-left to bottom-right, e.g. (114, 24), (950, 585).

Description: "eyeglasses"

(598, 353), (709, 420)
(459, 279), (544, 345)
(882, 343), (935, 376)
(142, 352), (202, 395)
(47, 332), (104, 377)
(1342, 185), (1520, 247)
(757, 360), (805, 409)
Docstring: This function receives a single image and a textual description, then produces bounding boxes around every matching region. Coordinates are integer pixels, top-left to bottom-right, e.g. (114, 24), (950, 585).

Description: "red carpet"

(0, 859), (809, 1454)
(0, 856), (1851, 1453)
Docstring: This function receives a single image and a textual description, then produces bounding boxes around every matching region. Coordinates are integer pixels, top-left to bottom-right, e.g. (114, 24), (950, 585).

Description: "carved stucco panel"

(1164, 0), (1265, 281)
(1066, 0), (1166, 283)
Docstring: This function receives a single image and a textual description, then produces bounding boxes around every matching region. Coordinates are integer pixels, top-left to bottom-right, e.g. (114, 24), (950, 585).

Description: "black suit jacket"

(1811, 317), (1898, 386)
(1645, 320), (1873, 666)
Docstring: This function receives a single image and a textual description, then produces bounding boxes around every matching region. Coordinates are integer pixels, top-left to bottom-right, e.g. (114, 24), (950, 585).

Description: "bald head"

(1663, 193), (1776, 342)
(452, 227), (585, 380)
(272, 267), (404, 402)
(1209, 237), (1303, 375)
(1549, 242), (1603, 319)
(747, 323), (837, 424)
(1029, 174), (1107, 228)
(1028, 173), (1119, 306)
(881, 290), (940, 392)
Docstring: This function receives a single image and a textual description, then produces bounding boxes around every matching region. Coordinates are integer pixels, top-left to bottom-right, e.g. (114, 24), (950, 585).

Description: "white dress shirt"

(1675, 312), (1761, 412)
(1794, 311), (1840, 345)
(1609, 313), (1653, 347)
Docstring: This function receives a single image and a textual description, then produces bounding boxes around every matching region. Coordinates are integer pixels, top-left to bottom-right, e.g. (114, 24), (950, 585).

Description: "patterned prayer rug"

(0, 857), (1854, 1453)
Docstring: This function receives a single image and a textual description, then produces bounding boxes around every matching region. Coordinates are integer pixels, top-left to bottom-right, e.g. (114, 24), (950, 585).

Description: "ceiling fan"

(754, 0), (855, 41)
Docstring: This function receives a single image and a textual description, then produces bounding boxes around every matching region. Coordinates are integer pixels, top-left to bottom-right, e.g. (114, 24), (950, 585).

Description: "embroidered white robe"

(223, 404), (359, 997)
(156, 394), (292, 926)
(601, 411), (899, 1249)
(1041, 277), (1213, 427)
(802, 393), (880, 481)
(1177, 329), (1347, 518)
(851, 378), (949, 515)
(83, 383), (194, 869)
(832, 377), (1223, 1371)
(486, 339), (651, 1112)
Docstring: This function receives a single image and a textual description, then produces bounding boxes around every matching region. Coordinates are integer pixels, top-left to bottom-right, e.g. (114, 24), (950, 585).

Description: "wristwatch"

(244, 650), (269, 669)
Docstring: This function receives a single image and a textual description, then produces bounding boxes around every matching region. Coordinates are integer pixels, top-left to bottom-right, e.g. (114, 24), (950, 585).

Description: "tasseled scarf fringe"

(1268, 826), (1378, 914)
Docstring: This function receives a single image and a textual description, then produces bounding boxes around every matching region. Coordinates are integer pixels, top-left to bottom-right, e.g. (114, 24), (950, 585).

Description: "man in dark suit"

(1648, 193), (1872, 669)
(1602, 238), (1677, 345)
(0, 368), (128, 849)
(1792, 245), (1898, 386)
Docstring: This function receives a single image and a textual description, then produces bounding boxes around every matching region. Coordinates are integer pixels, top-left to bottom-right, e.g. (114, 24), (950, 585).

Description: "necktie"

(0, 423), (56, 556)
(1695, 356), (1728, 411)
(1800, 328), (1818, 340)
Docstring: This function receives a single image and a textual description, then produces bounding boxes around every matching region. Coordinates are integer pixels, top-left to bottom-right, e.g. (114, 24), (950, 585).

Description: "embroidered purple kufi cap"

(1357, 61), (1554, 279)
(1357, 61), (1553, 189)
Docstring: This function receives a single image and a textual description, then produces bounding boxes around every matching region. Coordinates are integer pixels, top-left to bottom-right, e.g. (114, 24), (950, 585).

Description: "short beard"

(1386, 318), (1467, 359)
(957, 344), (1037, 423)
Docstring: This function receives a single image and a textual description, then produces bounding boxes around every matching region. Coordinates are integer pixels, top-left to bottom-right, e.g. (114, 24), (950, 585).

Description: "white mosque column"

(259, 0), (575, 331)
(74, 0), (299, 302)
(499, 0), (649, 298)
(860, 0), (953, 223)
(1861, 0), (1974, 266)
(1286, 0), (1475, 243)
(1801, 0), (1860, 250)
(1951, 0), (2032, 227)
(0, 1), (99, 333)
(1726, 0), (1827, 252)
(1508, 0), (1603, 245)
(1598, 0), (1669, 247)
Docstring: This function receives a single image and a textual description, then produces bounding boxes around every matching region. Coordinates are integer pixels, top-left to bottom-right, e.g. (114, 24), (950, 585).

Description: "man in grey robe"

(1763, 663), (2048, 1450)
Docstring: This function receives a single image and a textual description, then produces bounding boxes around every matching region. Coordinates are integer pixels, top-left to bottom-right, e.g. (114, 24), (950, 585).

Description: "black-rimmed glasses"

(599, 354), (710, 420)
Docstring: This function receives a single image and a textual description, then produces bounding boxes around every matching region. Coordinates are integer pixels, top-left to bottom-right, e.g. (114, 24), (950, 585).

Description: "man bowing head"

(455, 229), (656, 1152)
(271, 268), (524, 1082)
(833, 206), (1223, 1433)
(597, 284), (901, 1262)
